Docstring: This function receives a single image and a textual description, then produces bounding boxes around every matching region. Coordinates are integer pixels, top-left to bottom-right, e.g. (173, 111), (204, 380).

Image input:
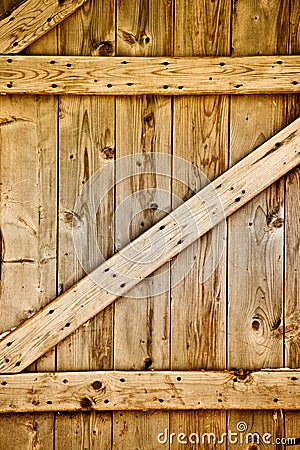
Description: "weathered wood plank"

(228, 0), (289, 446)
(0, 370), (299, 412)
(55, 0), (115, 448)
(113, 1), (173, 448)
(171, 0), (230, 446)
(0, 117), (299, 373)
(0, 0), (85, 54)
(286, 1), (300, 444)
(0, 55), (300, 95)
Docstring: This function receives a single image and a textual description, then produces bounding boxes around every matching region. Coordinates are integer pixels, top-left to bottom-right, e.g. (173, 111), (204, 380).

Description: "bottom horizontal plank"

(0, 370), (299, 412)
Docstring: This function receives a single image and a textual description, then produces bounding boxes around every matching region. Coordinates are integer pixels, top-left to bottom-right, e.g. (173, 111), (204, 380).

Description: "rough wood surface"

(0, 370), (299, 412)
(171, 1), (230, 447)
(0, 55), (300, 95)
(227, 0), (289, 445)
(55, 1), (115, 448)
(113, 1), (173, 447)
(0, 0), (85, 54)
(0, 117), (299, 373)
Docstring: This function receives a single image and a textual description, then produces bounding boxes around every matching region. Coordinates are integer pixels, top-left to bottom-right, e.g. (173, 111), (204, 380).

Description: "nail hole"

(218, 398), (222, 402)
(51, 84), (57, 88)
(13, 42), (18, 47)
(65, 323), (70, 327)
(15, 361), (21, 367)
(63, 379), (68, 384)
(112, 274), (116, 278)
(274, 398), (279, 403)
(127, 82), (133, 86)
(1, 381), (7, 386)
(94, 79), (98, 82)
(275, 142), (281, 147)
(178, 86), (184, 89)
(235, 197), (241, 202)
(7, 83), (12, 88)
(7, 59), (12, 63)
(276, 60), (283, 64)
(66, 63), (72, 67)
(6, 342), (12, 347)
(49, 309), (54, 314)
(177, 377), (182, 381)
(104, 399), (109, 403)
(50, 61), (55, 65)
(5, 359), (9, 363)
(159, 225), (165, 230)
(47, 401), (52, 405)
(235, 84), (243, 88)
(145, 37), (150, 43)
(120, 378), (125, 382)
(163, 85), (169, 89)
(177, 240), (182, 245)
(158, 398), (164, 403)
(104, 267), (109, 272)
(230, 187), (234, 190)
(140, 222), (145, 227)
(291, 376), (298, 381)
(107, 84), (112, 88)
(120, 283), (126, 288)
(249, 222), (253, 226)
(209, 77), (213, 80)
(233, 378), (238, 382)
(121, 61), (127, 64)
(47, 17), (52, 22)
(292, 81), (298, 85)
(242, 190), (245, 194)
(162, 61), (169, 66)
(136, 161), (142, 167)
(220, 62), (225, 66)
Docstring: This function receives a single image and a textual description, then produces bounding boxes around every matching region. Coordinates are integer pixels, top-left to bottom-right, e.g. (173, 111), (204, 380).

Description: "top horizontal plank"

(0, 55), (299, 95)
(0, 0), (85, 54)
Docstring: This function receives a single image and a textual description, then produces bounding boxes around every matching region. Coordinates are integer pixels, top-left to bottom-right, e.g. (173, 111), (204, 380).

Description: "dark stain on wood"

(80, 397), (93, 409)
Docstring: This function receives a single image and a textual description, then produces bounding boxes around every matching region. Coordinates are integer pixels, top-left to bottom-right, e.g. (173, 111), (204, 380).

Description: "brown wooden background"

(0, 0), (299, 448)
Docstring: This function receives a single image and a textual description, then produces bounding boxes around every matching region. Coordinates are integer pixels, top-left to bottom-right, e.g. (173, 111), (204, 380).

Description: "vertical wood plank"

(228, 0), (289, 447)
(170, 0), (230, 448)
(286, 0), (300, 443)
(113, 0), (173, 448)
(0, 18), (57, 448)
(55, 0), (115, 448)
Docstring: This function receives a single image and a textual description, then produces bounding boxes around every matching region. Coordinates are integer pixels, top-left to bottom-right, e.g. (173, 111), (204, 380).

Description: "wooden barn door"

(0, 0), (299, 449)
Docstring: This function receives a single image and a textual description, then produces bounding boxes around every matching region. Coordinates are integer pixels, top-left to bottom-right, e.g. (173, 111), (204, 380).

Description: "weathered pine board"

(227, 0), (289, 446)
(55, 0), (115, 448)
(0, 55), (300, 95)
(286, 1), (300, 444)
(0, 116), (300, 374)
(0, 16), (57, 448)
(0, 370), (299, 412)
(113, 1), (173, 448)
(171, 0), (230, 447)
(0, 0), (85, 54)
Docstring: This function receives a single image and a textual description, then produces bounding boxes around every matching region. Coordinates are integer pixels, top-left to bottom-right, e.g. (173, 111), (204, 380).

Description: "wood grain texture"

(114, 1), (173, 448)
(0, 55), (300, 95)
(171, 1), (230, 447)
(55, 0), (115, 448)
(0, 370), (299, 412)
(228, 0), (289, 447)
(0, 17), (58, 445)
(0, 0), (85, 54)
(0, 116), (299, 374)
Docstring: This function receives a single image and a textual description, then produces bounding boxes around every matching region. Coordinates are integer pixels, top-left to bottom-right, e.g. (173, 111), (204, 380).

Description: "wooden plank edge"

(0, 0), (85, 54)
(0, 116), (299, 373)
(0, 370), (299, 412)
(0, 55), (299, 94)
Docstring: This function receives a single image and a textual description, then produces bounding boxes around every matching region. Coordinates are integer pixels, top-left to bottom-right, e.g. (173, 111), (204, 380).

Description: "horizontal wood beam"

(0, 0), (85, 54)
(0, 370), (299, 412)
(0, 55), (299, 94)
(0, 117), (300, 373)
